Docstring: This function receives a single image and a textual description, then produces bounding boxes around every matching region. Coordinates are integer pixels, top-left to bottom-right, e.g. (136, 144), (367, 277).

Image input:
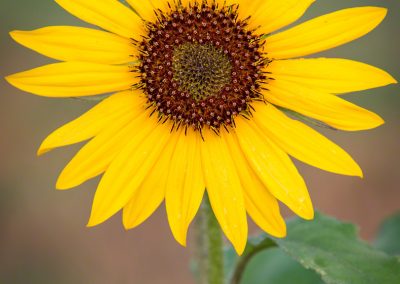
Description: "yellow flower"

(6, 0), (396, 254)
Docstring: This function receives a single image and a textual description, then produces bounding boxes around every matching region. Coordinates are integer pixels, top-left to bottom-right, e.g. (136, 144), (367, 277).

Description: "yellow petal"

(266, 7), (387, 59)
(10, 27), (138, 64)
(55, 0), (144, 40)
(5, 62), (138, 97)
(201, 129), (248, 255)
(56, 106), (148, 190)
(269, 58), (397, 94)
(127, 0), (169, 21)
(238, 0), (315, 35)
(37, 91), (143, 155)
(151, 0), (169, 11)
(266, 79), (384, 131)
(235, 118), (314, 220)
(166, 129), (205, 246)
(180, 0), (191, 8)
(253, 103), (363, 177)
(223, 131), (286, 237)
(126, 0), (155, 22)
(87, 117), (170, 227)
(123, 125), (181, 230)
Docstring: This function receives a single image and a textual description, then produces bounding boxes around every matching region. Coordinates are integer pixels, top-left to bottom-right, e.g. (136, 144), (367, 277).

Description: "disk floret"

(172, 43), (232, 101)
(138, 2), (267, 132)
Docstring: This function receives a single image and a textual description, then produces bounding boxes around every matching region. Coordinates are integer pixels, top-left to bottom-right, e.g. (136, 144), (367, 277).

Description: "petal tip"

(355, 165), (364, 179)
(171, 228), (188, 247)
(344, 157), (364, 178)
(56, 169), (80, 190)
(9, 30), (26, 42)
(264, 214), (287, 238)
(234, 242), (246, 256)
(270, 223), (287, 238)
(377, 70), (398, 87)
(299, 205), (314, 220)
(55, 177), (71, 191)
(86, 220), (97, 228)
(375, 115), (385, 128)
(353, 111), (385, 131)
(364, 6), (388, 18)
(122, 213), (140, 231)
(5, 73), (24, 91)
(122, 219), (134, 231)
(86, 214), (104, 228)
(9, 30), (18, 40)
(37, 142), (51, 156)
(303, 212), (315, 221)
(177, 238), (187, 248)
(4, 74), (15, 85)
(388, 75), (398, 84)
(230, 233), (248, 256)
(376, 6), (388, 15)
(36, 149), (47, 156)
(369, 6), (388, 25)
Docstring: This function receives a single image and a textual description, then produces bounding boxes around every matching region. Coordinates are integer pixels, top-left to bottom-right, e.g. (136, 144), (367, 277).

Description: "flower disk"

(138, 3), (267, 132)
(172, 43), (232, 102)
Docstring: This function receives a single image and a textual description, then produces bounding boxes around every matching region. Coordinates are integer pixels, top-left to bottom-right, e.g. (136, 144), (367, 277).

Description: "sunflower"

(6, 0), (396, 254)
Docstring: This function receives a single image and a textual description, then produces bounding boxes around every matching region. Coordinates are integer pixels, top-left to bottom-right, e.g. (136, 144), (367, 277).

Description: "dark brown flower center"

(137, 2), (268, 133)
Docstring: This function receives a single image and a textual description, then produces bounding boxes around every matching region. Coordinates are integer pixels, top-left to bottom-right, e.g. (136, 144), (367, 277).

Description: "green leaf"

(375, 211), (400, 255)
(241, 248), (324, 284)
(275, 212), (400, 284)
(227, 212), (400, 284)
(225, 236), (322, 284)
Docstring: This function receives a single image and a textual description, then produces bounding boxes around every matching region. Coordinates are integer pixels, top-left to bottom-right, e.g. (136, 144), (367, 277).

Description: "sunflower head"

(5, 0), (396, 254)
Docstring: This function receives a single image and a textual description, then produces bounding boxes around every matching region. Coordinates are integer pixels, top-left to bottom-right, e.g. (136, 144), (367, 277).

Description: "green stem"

(206, 195), (224, 284)
(230, 238), (277, 284)
(194, 193), (224, 284)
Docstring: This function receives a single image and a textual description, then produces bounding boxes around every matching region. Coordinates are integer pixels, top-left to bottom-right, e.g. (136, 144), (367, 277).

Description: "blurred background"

(0, 0), (399, 283)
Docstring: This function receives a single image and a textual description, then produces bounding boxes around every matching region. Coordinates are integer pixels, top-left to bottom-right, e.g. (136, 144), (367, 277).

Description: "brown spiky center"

(138, 3), (267, 133)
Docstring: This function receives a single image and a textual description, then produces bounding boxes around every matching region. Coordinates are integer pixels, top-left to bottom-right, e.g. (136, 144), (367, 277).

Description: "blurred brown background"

(0, 0), (399, 283)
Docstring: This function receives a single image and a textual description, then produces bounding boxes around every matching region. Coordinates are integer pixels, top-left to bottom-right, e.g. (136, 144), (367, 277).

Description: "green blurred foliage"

(375, 212), (400, 255)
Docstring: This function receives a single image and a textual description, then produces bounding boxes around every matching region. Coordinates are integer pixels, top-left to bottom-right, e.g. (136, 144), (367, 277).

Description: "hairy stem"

(194, 193), (224, 284)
